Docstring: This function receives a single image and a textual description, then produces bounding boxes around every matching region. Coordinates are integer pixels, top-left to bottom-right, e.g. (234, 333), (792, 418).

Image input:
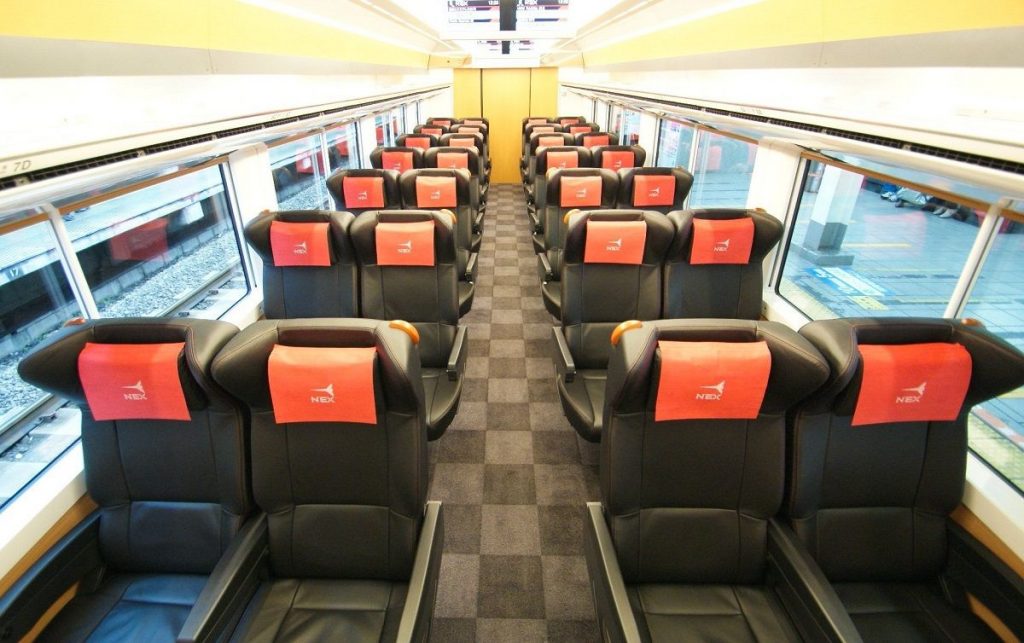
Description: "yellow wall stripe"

(453, 68), (482, 118)
(584, 0), (1024, 68)
(529, 67), (559, 116)
(0, 0), (428, 69)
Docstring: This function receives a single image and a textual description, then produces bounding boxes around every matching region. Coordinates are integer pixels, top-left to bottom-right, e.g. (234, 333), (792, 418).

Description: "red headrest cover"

(375, 220), (435, 266)
(561, 175), (602, 208)
(416, 175), (457, 208)
(382, 151), (414, 173)
(547, 151), (579, 171)
(852, 343), (972, 426)
(689, 218), (754, 265)
(583, 134), (611, 148)
(583, 220), (646, 265)
(405, 136), (431, 150)
(633, 175), (675, 207)
(655, 340), (771, 421)
(268, 345), (376, 424)
(601, 151), (635, 170)
(270, 221), (331, 266)
(437, 152), (469, 170)
(343, 176), (385, 208)
(79, 342), (190, 421)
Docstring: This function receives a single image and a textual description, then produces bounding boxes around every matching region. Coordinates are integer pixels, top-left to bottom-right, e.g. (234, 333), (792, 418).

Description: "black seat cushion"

(231, 579), (408, 642)
(628, 584), (801, 642)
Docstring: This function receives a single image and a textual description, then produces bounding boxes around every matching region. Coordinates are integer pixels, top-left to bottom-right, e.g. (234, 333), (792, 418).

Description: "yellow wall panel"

(453, 68), (482, 118)
(529, 67), (559, 116)
(584, 0), (1024, 68)
(0, 0), (428, 69)
(482, 68), (531, 183)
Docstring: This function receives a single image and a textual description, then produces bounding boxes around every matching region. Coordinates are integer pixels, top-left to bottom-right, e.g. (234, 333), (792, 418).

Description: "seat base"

(557, 369), (606, 442)
(231, 578), (408, 642)
(629, 583), (801, 643)
(834, 582), (999, 643)
(39, 573), (207, 643)
(423, 367), (463, 440)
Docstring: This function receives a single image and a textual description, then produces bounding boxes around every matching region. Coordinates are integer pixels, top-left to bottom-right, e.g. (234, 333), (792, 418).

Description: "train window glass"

(326, 122), (359, 172)
(0, 218), (81, 432)
(962, 225), (1024, 492)
(66, 165), (250, 319)
(268, 133), (331, 210)
(620, 109), (641, 146)
(391, 107), (405, 138)
(655, 119), (696, 168)
(778, 160), (980, 320)
(609, 104), (623, 136)
(595, 100), (609, 131)
(374, 113), (392, 147)
(688, 130), (756, 208)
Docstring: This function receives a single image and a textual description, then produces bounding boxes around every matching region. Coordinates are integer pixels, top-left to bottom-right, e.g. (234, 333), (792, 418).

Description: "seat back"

(791, 318), (1024, 582)
(460, 117), (489, 128)
(325, 168), (401, 214)
(396, 133), (439, 152)
(565, 122), (599, 138)
(560, 210), (673, 369)
(542, 169), (618, 257)
(617, 167), (693, 213)
(212, 318), (427, 580)
(555, 115), (586, 127)
(592, 145), (646, 171)
(439, 132), (486, 157)
(424, 146), (485, 179)
(575, 131), (618, 149)
(369, 146), (425, 174)
(522, 116), (555, 132)
(398, 169), (476, 270)
(244, 210), (358, 319)
(601, 319), (829, 583)
(522, 123), (564, 160)
(350, 210), (460, 368)
(528, 131), (575, 158)
(450, 124), (488, 141)
(663, 208), (782, 319)
(425, 116), (459, 128)
(18, 318), (249, 574)
(531, 145), (593, 194)
(414, 123), (448, 138)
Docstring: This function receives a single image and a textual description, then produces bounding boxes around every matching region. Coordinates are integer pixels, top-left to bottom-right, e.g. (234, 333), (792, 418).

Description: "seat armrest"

(177, 514), (269, 643)
(469, 178), (480, 213)
(552, 326), (576, 383)
(473, 208), (484, 232)
(0, 510), (103, 643)
(465, 252), (478, 283)
(396, 502), (444, 643)
(538, 252), (555, 282)
(584, 503), (643, 643)
(528, 207), (542, 233)
(767, 519), (862, 643)
(945, 520), (1024, 637)
(447, 325), (468, 382)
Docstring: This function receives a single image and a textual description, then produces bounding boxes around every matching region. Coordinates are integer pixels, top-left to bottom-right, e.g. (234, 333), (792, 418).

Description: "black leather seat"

(565, 122), (599, 139)
(592, 145), (646, 171)
(425, 116), (459, 128)
(537, 172), (620, 317)
(617, 167), (693, 213)
(555, 115), (586, 127)
(574, 131), (618, 149)
(438, 132), (489, 176)
(791, 317), (1024, 642)
(424, 146), (488, 208)
(551, 210), (673, 442)
(526, 145), (593, 227)
(326, 168), (402, 214)
(413, 123), (449, 138)
(585, 319), (855, 642)
(244, 209), (359, 319)
(663, 208), (783, 319)
(524, 131), (575, 190)
(448, 125), (490, 169)
(2, 318), (251, 643)
(350, 210), (468, 439)
(369, 146), (425, 175)
(209, 318), (443, 642)
(398, 169), (481, 297)
(396, 133), (439, 153)
(457, 117), (489, 128)
(520, 122), (562, 182)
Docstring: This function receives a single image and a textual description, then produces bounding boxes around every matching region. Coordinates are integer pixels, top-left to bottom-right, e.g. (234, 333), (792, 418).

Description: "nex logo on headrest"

(430, 189), (442, 200)
(605, 238), (622, 252)
(293, 241), (308, 255)
(310, 383), (335, 404)
(695, 380), (725, 401)
(122, 380), (147, 401)
(357, 190), (368, 201)
(397, 240), (413, 254)
(575, 188), (589, 199)
(714, 239), (731, 252)
(896, 382), (926, 404)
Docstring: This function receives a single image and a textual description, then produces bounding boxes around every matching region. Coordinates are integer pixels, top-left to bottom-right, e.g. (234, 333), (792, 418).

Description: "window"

(595, 100), (609, 132)
(268, 132), (331, 211)
(619, 109), (641, 146)
(391, 107), (405, 138)
(326, 122), (359, 172)
(66, 164), (250, 319)
(962, 223), (1024, 492)
(688, 130), (756, 208)
(778, 160), (984, 320)
(374, 113), (393, 147)
(609, 104), (623, 136)
(656, 119), (696, 168)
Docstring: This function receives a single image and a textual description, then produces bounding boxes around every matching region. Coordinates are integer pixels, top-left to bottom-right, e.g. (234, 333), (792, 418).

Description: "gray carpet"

(427, 184), (602, 642)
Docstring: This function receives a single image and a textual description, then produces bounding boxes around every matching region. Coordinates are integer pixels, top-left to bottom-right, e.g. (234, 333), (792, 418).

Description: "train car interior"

(1, 1), (1023, 641)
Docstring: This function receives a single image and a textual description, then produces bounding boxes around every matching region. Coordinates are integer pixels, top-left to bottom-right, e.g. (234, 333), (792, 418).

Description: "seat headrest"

(396, 134), (438, 151)
(244, 210), (355, 267)
(606, 320), (830, 417)
(425, 146), (482, 174)
(18, 318), (240, 414)
(212, 319), (422, 417)
(593, 145), (646, 170)
(349, 209), (459, 266)
(567, 124), (597, 136)
(563, 209), (674, 266)
(369, 146), (423, 173)
(577, 132), (616, 148)
(798, 318), (1024, 417)
(546, 168), (618, 209)
(618, 167), (694, 209)
(667, 209), (783, 265)
(524, 124), (562, 139)
(557, 116), (584, 126)
(399, 169), (472, 208)
(536, 146), (591, 173)
(325, 169), (400, 211)
(416, 124), (447, 137)
(530, 132), (574, 154)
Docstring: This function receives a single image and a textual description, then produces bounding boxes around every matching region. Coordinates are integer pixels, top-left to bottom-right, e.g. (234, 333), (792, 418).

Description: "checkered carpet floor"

(427, 184), (602, 642)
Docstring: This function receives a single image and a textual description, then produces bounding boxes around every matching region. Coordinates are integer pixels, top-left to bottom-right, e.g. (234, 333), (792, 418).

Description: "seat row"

(585, 315), (1024, 642)
(6, 316), (446, 642)
(245, 209), (468, 440)
(365, 145), (490, 205)
(546, 209), (781, 440)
